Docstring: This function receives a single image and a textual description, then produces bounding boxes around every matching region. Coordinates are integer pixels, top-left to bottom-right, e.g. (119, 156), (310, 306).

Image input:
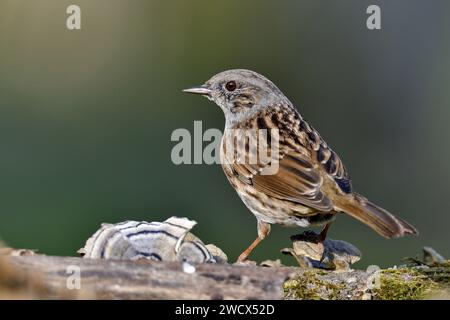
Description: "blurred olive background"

(0, 0), (449, 268)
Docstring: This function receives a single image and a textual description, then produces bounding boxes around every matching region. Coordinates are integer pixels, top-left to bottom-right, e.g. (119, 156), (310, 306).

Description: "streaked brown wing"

(223, 109), (350, 213)
(228, 148), (334, 212)
(299, 119), (352, 194)
(316, 143), (352, 194)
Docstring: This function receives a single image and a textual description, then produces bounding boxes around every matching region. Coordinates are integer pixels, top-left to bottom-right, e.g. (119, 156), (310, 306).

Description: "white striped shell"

(78, 217), (227, 264)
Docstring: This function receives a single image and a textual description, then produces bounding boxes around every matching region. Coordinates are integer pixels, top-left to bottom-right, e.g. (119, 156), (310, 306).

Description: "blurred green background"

(0, 0), (449, 268)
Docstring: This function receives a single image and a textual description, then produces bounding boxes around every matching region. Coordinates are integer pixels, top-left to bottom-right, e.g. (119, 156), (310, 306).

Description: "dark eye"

(225, 81), (237, 92)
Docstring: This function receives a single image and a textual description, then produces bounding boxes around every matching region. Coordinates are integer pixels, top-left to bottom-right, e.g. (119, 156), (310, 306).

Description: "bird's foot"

(285, 231), (362, 270)
(291, 230), (323, 244)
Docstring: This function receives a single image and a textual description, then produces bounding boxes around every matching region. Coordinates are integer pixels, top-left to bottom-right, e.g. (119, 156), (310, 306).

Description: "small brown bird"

(184, 69), (418, 262)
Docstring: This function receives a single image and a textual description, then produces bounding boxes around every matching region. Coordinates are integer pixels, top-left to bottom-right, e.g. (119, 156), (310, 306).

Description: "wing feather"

(223, 109), (351, 215)
(251, 152), (333, 211)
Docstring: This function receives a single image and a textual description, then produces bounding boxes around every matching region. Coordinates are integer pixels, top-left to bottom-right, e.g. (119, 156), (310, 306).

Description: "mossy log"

(1, 253), (449, 300)
(284, 265), (449, 300)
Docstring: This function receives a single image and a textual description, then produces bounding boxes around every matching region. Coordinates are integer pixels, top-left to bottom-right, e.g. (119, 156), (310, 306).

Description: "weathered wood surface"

(2, 255), (296, 299)
(1, 253), (449, 300)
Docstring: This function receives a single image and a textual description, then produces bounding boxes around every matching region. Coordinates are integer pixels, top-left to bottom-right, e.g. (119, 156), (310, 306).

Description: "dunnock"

(184, 69), (417, 262)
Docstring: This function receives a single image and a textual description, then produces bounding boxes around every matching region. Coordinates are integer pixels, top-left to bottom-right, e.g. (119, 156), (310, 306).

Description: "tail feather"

(337, 193), (418, 238)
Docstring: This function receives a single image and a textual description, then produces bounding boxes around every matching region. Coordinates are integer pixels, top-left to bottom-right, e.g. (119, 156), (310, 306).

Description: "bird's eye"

(225, 81), (237, 92)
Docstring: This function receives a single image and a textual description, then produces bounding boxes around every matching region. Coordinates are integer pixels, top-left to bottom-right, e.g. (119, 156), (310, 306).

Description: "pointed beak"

(182, 84), (212, 96)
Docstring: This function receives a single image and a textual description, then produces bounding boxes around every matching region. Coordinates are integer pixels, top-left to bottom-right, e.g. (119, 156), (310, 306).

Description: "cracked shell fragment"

(79, 217), (224, 264)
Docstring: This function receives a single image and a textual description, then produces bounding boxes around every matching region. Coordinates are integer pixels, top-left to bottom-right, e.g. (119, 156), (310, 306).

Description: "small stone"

(361, 292), (372, 300)
(182, 261), (196, 274)
(260, 259), (283, 267)
(0, 248), (38, 256)
(346, 277), (357, 283)
(234, 260), (257, 267)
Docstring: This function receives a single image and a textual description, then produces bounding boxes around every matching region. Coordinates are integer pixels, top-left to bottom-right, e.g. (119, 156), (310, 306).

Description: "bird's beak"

(182, 84), (212, 97)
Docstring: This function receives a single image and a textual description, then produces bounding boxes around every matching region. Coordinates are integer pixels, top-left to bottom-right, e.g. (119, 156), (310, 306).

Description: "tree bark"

(1, 254), (449, 300)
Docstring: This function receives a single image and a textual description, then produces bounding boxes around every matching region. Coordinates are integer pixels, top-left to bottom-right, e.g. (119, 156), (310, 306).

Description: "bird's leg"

(318, 222), (332, 263)
(237, 221), (271, 262)
(318, 222), (331, 242)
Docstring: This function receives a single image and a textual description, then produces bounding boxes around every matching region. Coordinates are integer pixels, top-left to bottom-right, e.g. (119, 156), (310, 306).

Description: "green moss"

(284, 265), (450, 300)
(373, 268), (441, 300)
(283, 270), (344, 300)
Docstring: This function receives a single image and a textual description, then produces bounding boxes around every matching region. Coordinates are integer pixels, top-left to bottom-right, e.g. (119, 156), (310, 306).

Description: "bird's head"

(183, 69), (289, 126)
